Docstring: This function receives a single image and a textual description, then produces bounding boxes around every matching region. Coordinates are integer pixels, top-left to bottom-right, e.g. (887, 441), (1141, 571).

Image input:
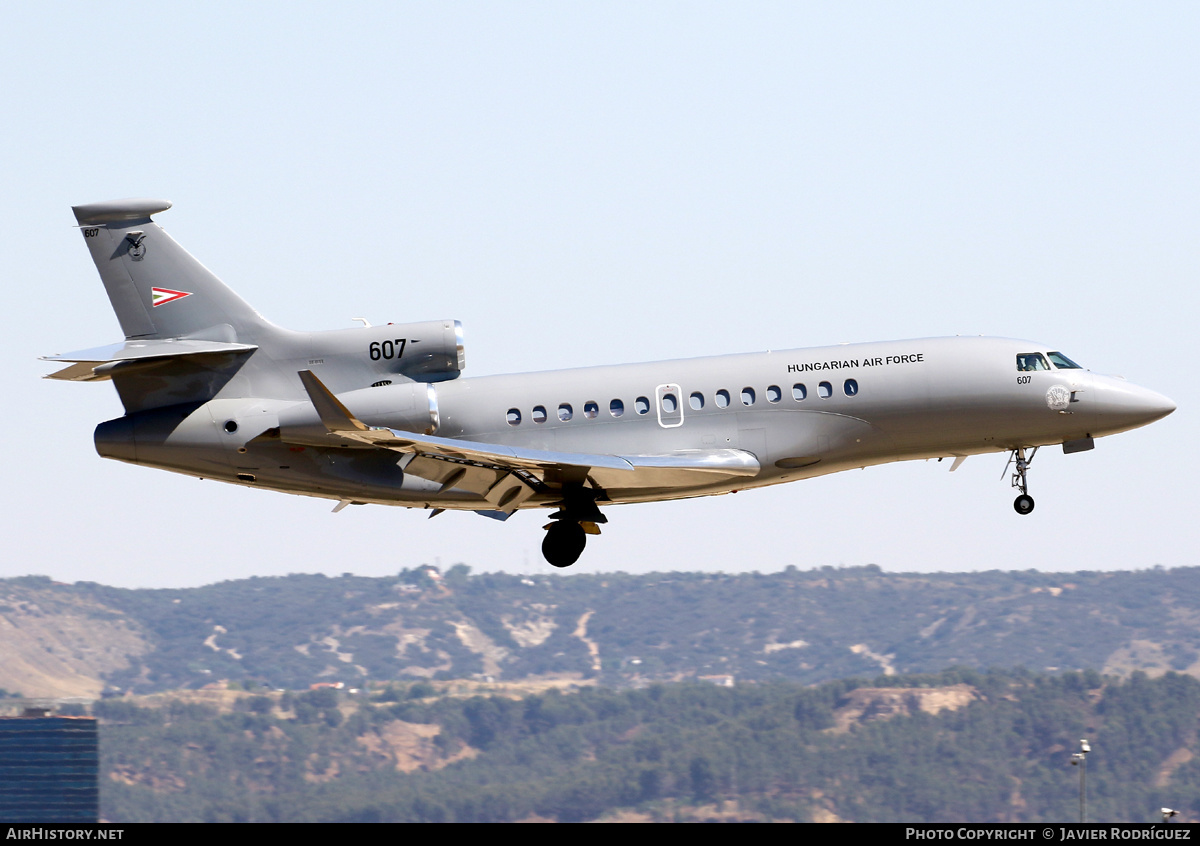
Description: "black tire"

(542, 521), (587, 568)
(1013, 494), (1035, 515)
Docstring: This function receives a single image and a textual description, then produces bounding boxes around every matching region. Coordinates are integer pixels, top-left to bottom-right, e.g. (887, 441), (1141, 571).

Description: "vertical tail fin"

(72, 199), (272, 342)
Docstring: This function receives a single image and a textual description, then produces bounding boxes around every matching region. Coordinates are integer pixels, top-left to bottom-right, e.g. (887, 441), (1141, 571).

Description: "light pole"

(1070, 738), (1091, 823)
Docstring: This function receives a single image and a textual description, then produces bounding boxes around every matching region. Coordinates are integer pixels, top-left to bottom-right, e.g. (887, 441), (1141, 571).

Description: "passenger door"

(655, 383), (684, 428)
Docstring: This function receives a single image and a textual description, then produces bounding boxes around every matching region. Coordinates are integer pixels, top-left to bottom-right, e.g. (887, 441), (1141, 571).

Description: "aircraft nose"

(1123, 383), (1176, 423)
(1145, 389), (1176, 420)
(1091, 378), (1176, 433)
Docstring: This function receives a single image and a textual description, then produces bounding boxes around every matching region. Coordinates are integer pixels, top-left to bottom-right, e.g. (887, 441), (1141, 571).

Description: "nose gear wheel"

(1003, 446), (1038, 516)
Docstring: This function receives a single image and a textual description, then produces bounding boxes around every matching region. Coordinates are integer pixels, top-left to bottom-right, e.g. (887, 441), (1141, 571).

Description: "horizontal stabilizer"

(43, 339), (258, 382)
(72, 198), (172, 226)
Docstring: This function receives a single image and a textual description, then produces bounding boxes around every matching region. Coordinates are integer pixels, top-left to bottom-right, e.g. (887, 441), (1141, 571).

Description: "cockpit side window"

(1016, 353), (1050, 372)
(1047, 351), (1083, 369)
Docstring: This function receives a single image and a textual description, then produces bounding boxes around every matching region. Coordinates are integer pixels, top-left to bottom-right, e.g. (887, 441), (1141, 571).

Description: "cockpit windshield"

(1016, 353), (1050, 372)
(1047, 351), (1082, 369)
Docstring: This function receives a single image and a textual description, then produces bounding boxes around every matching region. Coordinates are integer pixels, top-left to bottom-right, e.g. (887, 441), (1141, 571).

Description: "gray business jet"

(45, 199), (1176, 567)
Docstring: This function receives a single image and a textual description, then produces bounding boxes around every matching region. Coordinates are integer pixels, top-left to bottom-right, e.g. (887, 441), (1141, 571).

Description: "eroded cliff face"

(828, 683), (979, 733)
(0, 586), (150, 698)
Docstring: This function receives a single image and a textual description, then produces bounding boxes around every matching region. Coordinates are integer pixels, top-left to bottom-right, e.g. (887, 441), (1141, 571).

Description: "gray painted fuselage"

(97, 335), (1173, 511)
(53, 199), (1175, 546)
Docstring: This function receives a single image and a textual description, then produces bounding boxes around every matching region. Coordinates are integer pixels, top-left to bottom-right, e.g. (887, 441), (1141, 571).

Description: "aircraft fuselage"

(95, 335), (1172, 510)
(52, 198), (1175, 567)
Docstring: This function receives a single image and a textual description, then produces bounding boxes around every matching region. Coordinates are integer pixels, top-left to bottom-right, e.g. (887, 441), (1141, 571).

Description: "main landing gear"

(1005, 446), (1039, 515)
(541, 485), (607, 568)
(542, 521), (587, 568)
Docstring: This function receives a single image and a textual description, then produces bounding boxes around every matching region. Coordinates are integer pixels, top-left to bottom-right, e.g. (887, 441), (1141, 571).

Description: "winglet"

(297, 370), (369, 432)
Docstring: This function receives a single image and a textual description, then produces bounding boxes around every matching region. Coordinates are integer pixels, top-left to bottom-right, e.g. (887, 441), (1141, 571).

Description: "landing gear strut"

(1005, 446), (1038, 515)
(540, 484), (607, 568)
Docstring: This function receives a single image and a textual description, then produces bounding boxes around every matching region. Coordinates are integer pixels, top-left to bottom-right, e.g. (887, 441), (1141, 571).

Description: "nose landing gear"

(1005, 446), (1038, 515)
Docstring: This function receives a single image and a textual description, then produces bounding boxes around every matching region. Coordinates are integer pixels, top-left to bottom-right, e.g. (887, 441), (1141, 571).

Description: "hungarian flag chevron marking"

(151, 287), (193, 307)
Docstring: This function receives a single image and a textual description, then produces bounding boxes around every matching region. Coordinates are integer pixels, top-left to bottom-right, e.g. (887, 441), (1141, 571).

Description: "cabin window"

(506, 408), (521, 426)
(584, 401), (599, 418)
(1016, 353), (1050, 372)
(818, 381), (832, 398)
(767, 385), (781, 403)
(689, 392), (705, 410)
(558, 403), (573, 422)
(741, 387), (756, 406)
(792, 383), (807, 401)
(532, 405), (547, 423)
(661, 393), (678, 413)
(844, 379), (859, 397)
(635, 396), (650, 415)
(715, 389), (730, 408)
(610, 399), (624, 417)
(1047, 351), (1083, 369)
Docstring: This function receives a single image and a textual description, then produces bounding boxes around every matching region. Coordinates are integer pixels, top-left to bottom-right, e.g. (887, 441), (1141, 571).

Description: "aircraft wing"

(295, 370), (759, 511)
(43, 339), (258, 382)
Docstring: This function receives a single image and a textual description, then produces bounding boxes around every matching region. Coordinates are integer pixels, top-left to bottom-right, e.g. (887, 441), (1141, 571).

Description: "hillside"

(95, 670), (1200, 823)
(3, 565), (1200, 696)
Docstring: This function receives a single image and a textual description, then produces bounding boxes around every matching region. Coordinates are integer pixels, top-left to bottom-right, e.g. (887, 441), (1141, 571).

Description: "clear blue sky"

(3, 3), (1195, 587)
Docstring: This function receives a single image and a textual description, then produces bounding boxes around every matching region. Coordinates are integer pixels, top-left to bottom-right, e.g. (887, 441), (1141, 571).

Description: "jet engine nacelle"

(351, 319), (465, 383)
(277, 381), (439, 446)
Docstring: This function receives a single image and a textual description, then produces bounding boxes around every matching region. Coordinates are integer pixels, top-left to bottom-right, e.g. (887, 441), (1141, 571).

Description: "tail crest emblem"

(150, 287), (193, 307)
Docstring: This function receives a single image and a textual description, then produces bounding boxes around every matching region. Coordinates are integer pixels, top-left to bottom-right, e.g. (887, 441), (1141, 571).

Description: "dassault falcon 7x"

(45, 199), (1176, 567)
